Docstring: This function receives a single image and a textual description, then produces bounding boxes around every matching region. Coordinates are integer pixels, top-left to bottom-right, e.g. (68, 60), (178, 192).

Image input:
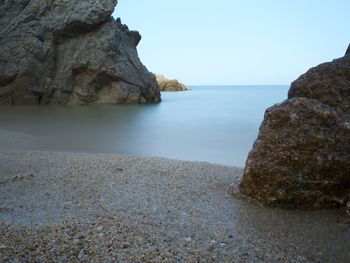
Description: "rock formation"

(238, 45), (350, 209)
(0, 0), (160, 105)
(155, 74), (187, 92)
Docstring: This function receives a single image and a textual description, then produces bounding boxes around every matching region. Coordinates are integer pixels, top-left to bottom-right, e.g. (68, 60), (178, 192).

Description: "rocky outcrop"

(238, 46), (350, 209)
(0, 0), (160, 105)
(155, 74), (187, 92)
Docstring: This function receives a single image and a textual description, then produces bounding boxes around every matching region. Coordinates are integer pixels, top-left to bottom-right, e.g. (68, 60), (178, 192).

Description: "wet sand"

(0, 129), (349, 262)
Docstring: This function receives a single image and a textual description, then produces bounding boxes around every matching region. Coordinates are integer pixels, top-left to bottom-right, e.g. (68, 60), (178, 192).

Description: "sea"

(0, 85), (289, 167)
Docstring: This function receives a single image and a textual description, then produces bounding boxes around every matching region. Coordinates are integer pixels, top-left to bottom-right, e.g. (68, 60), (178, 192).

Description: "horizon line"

(185, 84), (290, 87)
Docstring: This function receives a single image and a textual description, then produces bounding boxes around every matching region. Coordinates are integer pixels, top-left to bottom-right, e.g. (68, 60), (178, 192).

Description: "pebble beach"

(0, 130), (349, 262)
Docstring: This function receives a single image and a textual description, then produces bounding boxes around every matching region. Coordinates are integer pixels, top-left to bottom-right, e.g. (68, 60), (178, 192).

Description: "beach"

(1, 129), (349, 262)
(1, 0), (349, 261)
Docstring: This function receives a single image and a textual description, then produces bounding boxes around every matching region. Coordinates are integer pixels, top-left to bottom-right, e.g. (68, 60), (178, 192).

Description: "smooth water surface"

(0, 86), (288, 167)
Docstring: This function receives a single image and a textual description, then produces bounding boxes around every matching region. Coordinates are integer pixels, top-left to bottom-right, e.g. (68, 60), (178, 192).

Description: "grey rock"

(0, 65), (18, 86)
(239, 45), (350, 209)
(0, 0), (160, 105)
(346, 43), (350, 56)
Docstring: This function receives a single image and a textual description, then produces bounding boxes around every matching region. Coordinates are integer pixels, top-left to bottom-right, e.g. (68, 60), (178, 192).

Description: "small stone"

(208, 244), (215, 252)
(78, 249), (86, 261)
(122, 242), (130, 249)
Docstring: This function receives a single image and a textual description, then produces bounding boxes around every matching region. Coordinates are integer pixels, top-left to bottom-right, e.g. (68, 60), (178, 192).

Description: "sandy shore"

(0, 129), (349, 262)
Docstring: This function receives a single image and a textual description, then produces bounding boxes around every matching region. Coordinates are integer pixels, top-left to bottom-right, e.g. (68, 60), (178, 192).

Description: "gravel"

(0, 150), (349, 262)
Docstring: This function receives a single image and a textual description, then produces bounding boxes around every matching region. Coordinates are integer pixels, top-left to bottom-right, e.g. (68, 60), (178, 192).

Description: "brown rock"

(155, 74), (187, 92)
(239, 45), (350, 209)
(0, 0), (160, 105)
(288, 55), (350, 114)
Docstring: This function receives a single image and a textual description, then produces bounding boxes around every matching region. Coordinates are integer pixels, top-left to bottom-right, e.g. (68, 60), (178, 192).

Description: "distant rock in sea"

(0, 0), (160, 105)
(155, 74), (187, 92)
(238, 44), (350, 209)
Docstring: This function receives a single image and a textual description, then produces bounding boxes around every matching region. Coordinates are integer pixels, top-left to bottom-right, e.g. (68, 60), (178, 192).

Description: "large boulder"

(0, 0), (160, 105)
(238, 46), (350, 209)
(155, 74), (187, 92)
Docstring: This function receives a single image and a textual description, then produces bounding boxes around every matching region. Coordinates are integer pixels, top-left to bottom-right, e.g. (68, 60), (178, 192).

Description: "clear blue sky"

(113, 0), (350, 85)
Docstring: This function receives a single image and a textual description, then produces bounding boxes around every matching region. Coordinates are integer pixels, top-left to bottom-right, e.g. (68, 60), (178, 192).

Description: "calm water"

(0, 86), (288, 167)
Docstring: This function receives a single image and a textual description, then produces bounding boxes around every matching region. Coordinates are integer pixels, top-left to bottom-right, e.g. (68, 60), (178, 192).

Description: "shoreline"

(0, 126), (247, 168)
(1, 150), (349, 262)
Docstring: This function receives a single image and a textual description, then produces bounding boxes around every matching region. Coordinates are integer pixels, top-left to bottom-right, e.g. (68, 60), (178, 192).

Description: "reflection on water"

(0, 86), (288, 166)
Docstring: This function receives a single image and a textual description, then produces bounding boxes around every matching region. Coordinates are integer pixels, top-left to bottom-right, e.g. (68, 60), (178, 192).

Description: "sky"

(113, 0), (350, 85)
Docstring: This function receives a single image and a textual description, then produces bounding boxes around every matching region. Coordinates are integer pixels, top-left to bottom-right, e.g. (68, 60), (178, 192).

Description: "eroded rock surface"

(156, 74), (187, 92)
(288, 55), (350, 115)
(0, 0), (160, 105)
(239, 46), (350, 209)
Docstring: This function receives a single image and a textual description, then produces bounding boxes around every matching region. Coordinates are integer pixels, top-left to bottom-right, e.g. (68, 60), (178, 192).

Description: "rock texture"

(239, 46), (350, 209)
(0, 0), (160, 105)
(156, 74), (187, 92)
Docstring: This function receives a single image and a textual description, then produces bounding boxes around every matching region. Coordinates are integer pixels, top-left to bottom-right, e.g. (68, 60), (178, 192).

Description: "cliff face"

(238, 45), (350, 209)
(0, 0), (160, 105)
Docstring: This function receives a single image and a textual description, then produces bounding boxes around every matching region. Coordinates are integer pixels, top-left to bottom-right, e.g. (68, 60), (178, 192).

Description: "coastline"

(1, 129), (349, 261)
(1, 0), (348, 261)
